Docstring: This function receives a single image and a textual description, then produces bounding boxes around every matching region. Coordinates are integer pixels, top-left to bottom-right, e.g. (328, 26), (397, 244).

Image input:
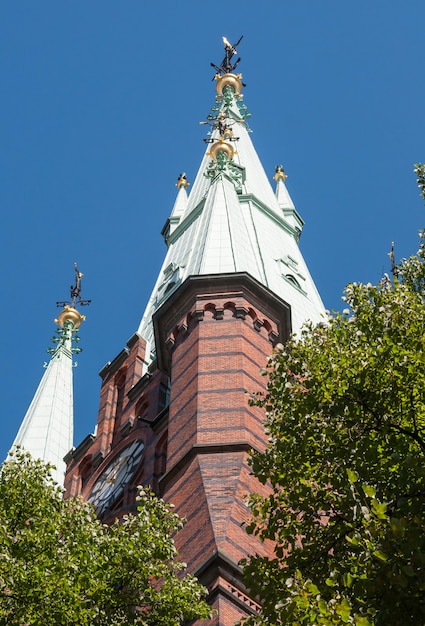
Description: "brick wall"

(64, 273), (290, 624)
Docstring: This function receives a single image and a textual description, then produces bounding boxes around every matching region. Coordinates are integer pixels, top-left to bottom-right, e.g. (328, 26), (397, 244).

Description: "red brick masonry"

(65, 273), (291, 625)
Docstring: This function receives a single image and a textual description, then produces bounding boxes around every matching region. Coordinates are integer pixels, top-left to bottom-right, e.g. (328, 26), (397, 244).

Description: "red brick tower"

(65, 38), (324, 624)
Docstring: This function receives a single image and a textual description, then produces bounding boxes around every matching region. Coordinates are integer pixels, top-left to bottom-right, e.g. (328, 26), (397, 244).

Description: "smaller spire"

(273, 166), (304, 242)
(161, 174), (190, 245)
(173, 173), (190, 216)
(274, 164), (293, 209)
(7, 265), (89, 485)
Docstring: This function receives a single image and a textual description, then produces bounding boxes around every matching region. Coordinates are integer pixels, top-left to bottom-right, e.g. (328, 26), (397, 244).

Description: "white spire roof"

(274, 166), (304, 240)
(8, 307), (83, 485)
(162, 174), (190, 244)
(275, 169), (295, 210)
(138, 72), (325, 360)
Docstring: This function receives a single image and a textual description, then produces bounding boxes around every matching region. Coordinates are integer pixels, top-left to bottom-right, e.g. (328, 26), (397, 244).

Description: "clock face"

(88, 440), (144, 516)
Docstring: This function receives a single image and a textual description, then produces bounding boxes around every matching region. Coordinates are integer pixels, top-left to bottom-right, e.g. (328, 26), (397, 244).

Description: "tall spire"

(64, 40), (327, 625)
(8, 265), (89, 485)
(138, 37), (325, 361)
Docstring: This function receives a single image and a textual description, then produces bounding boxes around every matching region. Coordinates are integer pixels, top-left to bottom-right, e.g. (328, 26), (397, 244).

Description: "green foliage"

(0, 451), (211, 625)
(415, 163), (425, 200)
(242, 232), (425, 625)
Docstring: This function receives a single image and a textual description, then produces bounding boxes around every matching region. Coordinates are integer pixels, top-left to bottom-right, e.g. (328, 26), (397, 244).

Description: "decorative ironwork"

(202, 109), (240, 144)
(235, 97), (251, 121)
(200, 37), (251, 192)
(47, 320), (82, 355)
(56, 263), (91, 309)
(46, 263), (89, 360)
(205, 152), (246, 193)
(210, 36), (243, 77)
(201, 41), (252, 144)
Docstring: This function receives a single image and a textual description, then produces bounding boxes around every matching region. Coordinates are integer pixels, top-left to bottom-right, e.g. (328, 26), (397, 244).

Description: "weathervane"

(211, 36), (243, 78)
(56, 263), (91, 310)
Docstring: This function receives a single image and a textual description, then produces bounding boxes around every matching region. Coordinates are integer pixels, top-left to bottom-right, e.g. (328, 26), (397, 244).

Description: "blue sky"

(1, 1), (424, 462)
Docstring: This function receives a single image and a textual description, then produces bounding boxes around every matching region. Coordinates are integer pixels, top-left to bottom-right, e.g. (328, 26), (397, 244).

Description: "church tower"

(8, 265), (87, 485)
(65, 39), (325, 624)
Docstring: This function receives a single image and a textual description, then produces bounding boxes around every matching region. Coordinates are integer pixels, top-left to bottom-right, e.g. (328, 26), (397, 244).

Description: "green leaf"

(306, 582), (320, 595)
(371, 499), (387, 519)
(355, 616), (372, 626)
(373, 550), (388, 562)
(336, 599), (352, 621)
(347, 469), (359, 483)
(362, 484), (376, 498)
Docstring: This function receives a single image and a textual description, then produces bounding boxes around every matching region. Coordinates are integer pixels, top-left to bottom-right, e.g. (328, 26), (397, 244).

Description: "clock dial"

(89, 440), (144, 516)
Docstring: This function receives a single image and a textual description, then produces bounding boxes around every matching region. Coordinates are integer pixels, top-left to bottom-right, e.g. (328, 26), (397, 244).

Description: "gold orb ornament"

(55, 306), (84, 329)
(215, 73), (243, 96)
(208, 139), (236, 162)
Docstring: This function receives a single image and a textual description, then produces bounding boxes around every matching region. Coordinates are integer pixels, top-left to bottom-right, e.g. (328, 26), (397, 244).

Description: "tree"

(0, 451), (211, 625)
(242, 171), (425, 625)
(415, 163), (425, 201)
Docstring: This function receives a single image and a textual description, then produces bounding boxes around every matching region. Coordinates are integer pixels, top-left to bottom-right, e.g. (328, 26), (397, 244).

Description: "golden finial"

(273, 165), (288, 183)
(55, 306), (85, 329)
(207, 139), (236, 162)
(176, 173), (190, 189)
(215, 73), (243, 96)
